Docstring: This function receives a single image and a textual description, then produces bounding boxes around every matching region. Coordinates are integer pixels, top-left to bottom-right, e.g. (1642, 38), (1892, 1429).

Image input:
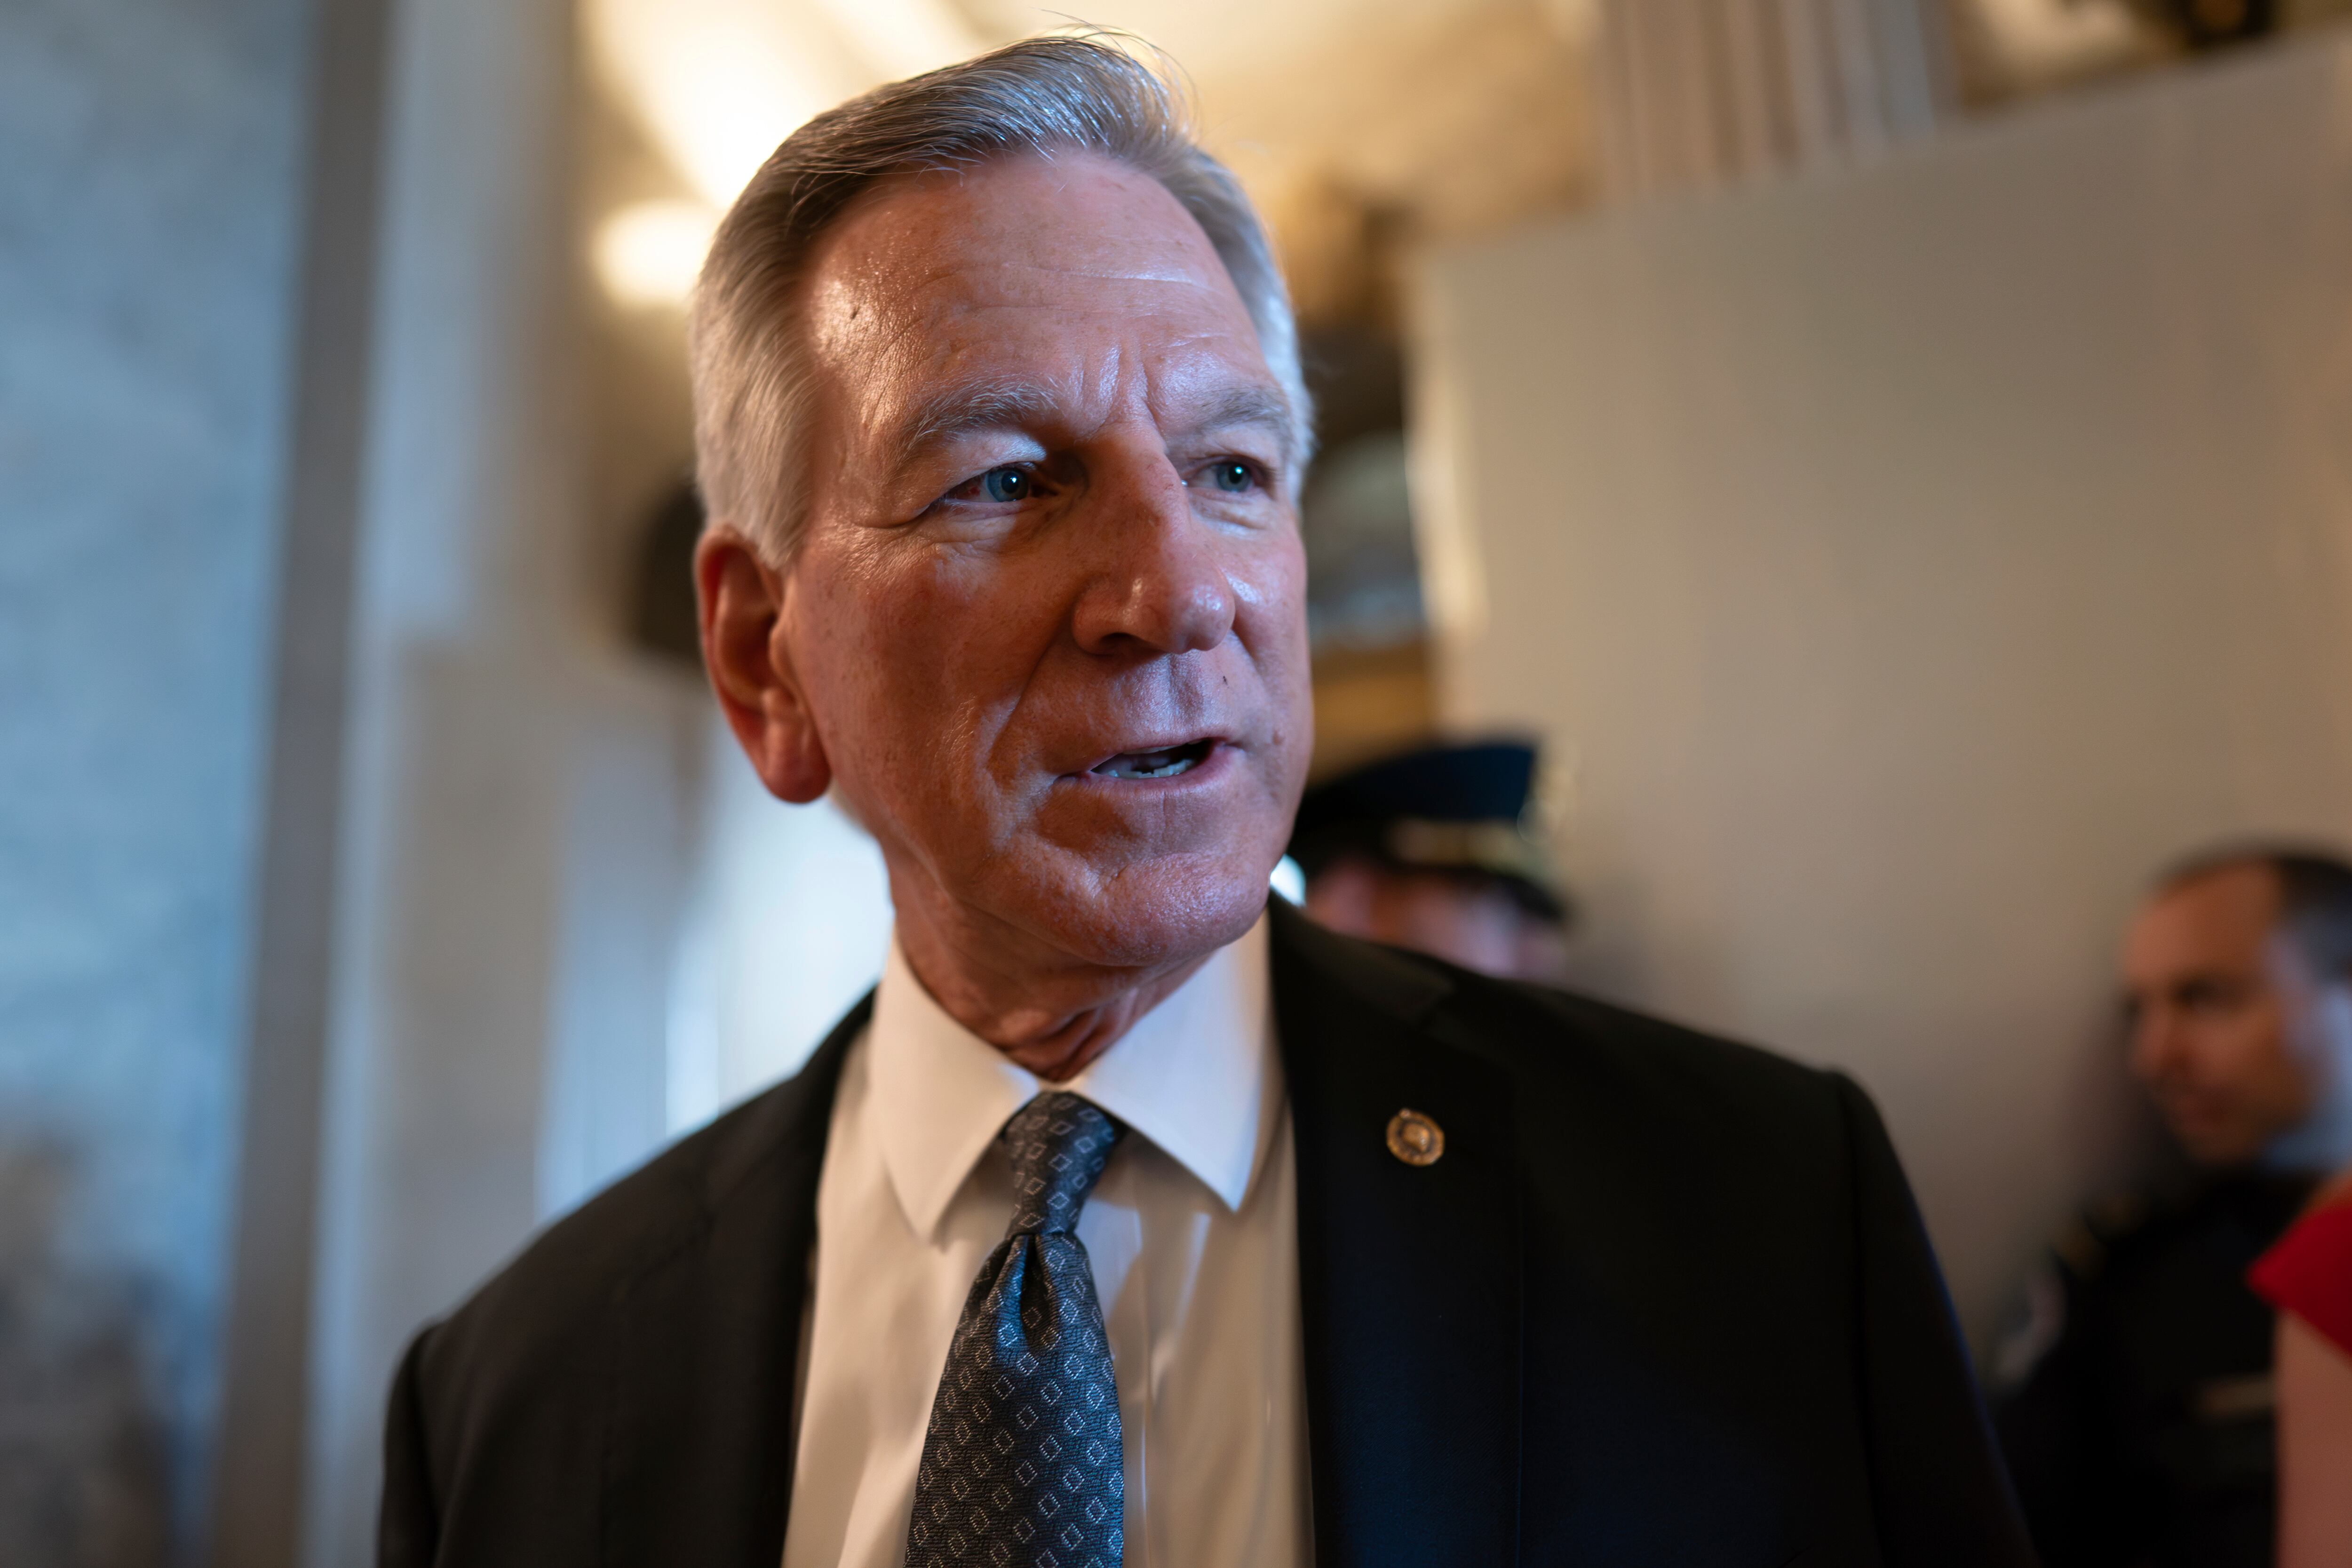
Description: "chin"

(2172, 1123), (2260, 1169)
(1020, 852), (1273, 971)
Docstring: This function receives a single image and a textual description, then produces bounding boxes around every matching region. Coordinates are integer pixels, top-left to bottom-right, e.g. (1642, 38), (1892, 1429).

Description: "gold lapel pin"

(1385, 1108), (1445, 1167)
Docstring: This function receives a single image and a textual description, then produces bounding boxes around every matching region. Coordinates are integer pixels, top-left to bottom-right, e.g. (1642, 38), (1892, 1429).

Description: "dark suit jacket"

(381, 901), (2032, 1567)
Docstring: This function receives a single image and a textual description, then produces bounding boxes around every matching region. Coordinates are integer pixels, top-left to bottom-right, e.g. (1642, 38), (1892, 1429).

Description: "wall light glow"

(588, 0), (996, 212)
(588, 0), (844, 208)
(1972, 0), (2153, 83)
(814, 0), (982, 82)
(595, 199), (721, 309)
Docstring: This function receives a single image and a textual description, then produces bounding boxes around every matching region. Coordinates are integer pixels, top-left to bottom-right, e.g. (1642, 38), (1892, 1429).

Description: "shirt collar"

(868, 911), (1276, 1242)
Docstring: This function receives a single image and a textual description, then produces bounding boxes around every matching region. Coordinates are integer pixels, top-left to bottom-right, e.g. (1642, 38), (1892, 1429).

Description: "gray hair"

(689, 35), (1314, 562)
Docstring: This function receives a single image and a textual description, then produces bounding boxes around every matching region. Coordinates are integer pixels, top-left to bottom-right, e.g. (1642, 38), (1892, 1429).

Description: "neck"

(888, 878), (1217, 1083)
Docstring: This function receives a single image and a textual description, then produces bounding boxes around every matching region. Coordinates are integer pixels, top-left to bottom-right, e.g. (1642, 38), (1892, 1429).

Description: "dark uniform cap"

(1288, 740), (1569, 923)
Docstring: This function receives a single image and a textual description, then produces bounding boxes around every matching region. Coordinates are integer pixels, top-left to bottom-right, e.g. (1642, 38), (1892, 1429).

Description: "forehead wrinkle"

(810, 151), (1251, 354)
(1132, 329), (1293, 443)
(837, 270), (1241, 398)
(827, 271), (1276, 483)
(822, 223), (1252, 376)
(885, 228), (1239, 300)
(906, 273), (1238, 324)
(990, 260), (1224, 288)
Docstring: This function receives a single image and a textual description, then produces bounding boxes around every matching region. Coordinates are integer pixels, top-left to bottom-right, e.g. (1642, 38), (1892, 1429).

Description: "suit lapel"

(597, 915), (1528, 1567)
(1271, 903), (1523, 1567)
(599, 995), (869, 1568)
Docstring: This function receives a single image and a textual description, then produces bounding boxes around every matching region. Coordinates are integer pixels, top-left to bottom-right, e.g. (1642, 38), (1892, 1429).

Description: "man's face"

(1306, 857), (1567, 984)
(768, 152), (1311, 968)
(2121, 864), (2325, 1166)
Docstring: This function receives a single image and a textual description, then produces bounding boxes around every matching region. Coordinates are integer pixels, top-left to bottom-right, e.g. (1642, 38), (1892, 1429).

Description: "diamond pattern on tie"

(906, 1092), (1124, 1568)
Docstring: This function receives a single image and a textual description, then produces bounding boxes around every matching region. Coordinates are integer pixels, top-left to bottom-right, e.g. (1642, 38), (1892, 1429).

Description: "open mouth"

(1090, 739), (1216, 780)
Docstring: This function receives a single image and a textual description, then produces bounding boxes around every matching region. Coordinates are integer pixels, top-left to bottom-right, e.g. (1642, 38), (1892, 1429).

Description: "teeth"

(1094, 743), (1206, 780)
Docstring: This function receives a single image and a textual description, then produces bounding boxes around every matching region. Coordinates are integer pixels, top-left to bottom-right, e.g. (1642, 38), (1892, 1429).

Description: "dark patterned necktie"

(906, 1091), (1126, 1568)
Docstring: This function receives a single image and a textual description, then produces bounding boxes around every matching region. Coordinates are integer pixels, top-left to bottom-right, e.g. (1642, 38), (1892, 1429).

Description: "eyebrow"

(1180, 384), (1295, 446)
(898, 378), (1065, 453)
(886, 377), (1297, 484)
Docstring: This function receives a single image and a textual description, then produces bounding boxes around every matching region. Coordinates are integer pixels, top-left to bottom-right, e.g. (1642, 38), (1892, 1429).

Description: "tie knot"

(1000, 1091), (1121, 1237)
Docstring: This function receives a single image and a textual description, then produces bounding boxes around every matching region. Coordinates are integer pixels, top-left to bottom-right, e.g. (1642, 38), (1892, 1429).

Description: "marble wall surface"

(0, 0), (314, 1556)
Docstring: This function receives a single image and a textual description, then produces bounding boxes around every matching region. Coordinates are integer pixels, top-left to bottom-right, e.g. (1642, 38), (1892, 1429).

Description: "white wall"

(1414, 35), (2352, 1345)
(298, 0), (661, 1560)
(664, 715), (892, 1138)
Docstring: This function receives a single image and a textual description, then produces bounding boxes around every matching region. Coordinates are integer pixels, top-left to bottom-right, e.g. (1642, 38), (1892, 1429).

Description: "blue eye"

(980, 467), (1031, 503)
(1207, 461), (1254, 493)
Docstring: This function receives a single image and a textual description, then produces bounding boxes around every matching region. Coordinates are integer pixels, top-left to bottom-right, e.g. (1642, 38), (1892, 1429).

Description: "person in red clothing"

(1996, 846), (2352, 1568)
(2249, 1171), (2352, 1568)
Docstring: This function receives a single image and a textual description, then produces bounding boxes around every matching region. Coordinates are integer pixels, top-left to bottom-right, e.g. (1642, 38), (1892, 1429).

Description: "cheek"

(2193, 1022), (2263, 1084)
(2233, 1005), (2296, 1066)
(1230, 532), (1311, 667)
(2251, 1012), (2319, 1092)
(1233, 527), (1306, 605)
(1246, 537), (1315, 765)
(796, 559), (898, 707)
(805, 544), (1065, 765)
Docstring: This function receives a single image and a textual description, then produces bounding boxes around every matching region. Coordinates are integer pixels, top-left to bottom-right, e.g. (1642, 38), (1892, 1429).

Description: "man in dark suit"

(381, 37), (2030, 1568)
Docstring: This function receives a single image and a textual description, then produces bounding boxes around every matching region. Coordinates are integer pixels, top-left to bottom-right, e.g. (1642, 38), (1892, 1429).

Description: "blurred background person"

(1287, 740), (1572, 980)
(1995, 847), (2352, 1568)
(2249, 1165), (2352, 1568)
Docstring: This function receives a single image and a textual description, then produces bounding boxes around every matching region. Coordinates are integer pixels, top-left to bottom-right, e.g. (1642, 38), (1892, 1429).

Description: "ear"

(695, 526), (833, 804)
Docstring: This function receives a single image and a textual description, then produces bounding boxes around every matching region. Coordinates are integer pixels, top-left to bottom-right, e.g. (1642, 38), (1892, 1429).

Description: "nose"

(1070, 453), (1237, 658)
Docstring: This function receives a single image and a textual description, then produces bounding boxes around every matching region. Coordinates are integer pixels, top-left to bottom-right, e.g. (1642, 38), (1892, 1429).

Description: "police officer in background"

(1287, 739), (1572, 982)
(1997, 845), (2352, 1568)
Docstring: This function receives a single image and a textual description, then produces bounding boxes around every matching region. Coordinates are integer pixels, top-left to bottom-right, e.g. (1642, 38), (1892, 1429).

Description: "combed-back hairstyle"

(689, 35), (1312, 562)
(2156, 842), (2352, 983)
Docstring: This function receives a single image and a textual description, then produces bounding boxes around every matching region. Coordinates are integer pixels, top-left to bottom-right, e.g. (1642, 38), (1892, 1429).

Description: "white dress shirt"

(780, 912), (1311, 1568)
